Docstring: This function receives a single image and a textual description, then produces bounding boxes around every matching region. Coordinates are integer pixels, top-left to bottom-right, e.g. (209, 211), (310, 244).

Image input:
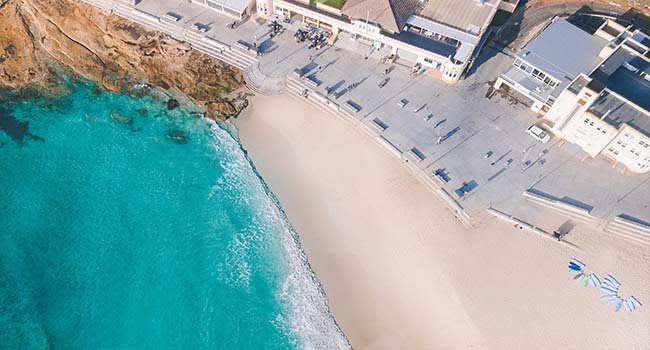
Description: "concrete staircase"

(243, 63), (286, 95)
(523, 190), (600, 226)
(604, 216), (650, 246)
(183, 30), (257, 70)
(285, 76), (358, 125)
(89, 0), (257, 71)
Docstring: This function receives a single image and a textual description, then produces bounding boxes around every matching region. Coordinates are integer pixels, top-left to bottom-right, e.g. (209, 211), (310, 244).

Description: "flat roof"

(394, 31), (457, 58)
(206, 0), (250, 12)
(404, 15), (478, 62)
(519, 17), (607, 82)
(590, 47), (650, 112)
(406, 15), (479, 45)
(501, 66), (554, 100)
(588, 90), (650, 136)
(417, 0), (500, 35)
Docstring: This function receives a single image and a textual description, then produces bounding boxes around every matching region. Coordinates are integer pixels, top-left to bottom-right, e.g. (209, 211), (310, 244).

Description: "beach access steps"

(604, 216), (650, 246)
(183, 30), (258, 71)
(83, 0), (258, 71)
(523, 190), (650, 246)
(523, 190), (599, 225)
(243, 63), (286, 95)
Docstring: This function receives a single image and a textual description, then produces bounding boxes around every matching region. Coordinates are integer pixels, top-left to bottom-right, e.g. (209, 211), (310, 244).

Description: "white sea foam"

(208, 120), (351, 350)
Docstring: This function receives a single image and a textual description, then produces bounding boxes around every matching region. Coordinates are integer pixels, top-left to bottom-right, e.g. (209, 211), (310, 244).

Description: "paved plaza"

(105, 0), (650, 230)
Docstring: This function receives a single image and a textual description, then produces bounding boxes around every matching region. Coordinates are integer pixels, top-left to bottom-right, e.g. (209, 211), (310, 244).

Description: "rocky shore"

(0, 0), (248, 120)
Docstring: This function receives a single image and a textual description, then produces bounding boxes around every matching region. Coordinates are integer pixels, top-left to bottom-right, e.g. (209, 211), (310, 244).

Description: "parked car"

(526, 124), (551, 143)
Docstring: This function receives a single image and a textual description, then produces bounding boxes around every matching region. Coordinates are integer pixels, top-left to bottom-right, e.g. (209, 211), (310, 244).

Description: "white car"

(526, 124), (551, 144)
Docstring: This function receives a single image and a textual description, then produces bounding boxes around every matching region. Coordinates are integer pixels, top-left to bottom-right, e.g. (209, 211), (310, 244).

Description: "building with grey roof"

(541, 21), (650, 173)
(494, 17), (608, 113)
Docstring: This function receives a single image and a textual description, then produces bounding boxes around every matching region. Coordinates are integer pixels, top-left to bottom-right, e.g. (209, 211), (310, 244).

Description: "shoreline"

(235, 93), (650, 350)
(212, 120), (352, 349)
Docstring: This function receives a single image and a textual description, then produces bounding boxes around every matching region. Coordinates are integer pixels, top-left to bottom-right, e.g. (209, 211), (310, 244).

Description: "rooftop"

(208, 0), (250, 12)
(341, 0), (419, 33)
(393, 30), (457, 58)
(590, 46), (650, 112)
(519, 17), (607, 81)
(588, 90), (650, 136)
(417, 0), (500, 35)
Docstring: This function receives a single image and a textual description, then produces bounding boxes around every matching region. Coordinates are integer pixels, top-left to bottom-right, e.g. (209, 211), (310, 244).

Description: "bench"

(164, 12), (182, 22)
(407, 147), (426, 162)
(343, 100), (362, 114)
(371, 118), (388, 132)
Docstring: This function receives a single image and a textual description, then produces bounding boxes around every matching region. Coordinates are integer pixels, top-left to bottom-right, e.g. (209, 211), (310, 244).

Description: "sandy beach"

(235, 94), (650, 350)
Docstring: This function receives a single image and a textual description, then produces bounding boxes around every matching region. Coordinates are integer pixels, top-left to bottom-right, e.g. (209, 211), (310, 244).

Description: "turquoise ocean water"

(0, 78), (348, 349)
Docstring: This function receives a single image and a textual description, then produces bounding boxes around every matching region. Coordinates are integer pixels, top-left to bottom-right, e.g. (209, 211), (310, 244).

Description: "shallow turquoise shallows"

(0, 79), (347, 350)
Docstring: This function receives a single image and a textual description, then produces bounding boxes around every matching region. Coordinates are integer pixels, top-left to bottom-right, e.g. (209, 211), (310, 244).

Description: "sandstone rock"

(0, 0), (247, 119)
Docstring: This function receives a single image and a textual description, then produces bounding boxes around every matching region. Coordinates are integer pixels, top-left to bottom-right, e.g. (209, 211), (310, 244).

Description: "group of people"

(294, 28), (329, 50)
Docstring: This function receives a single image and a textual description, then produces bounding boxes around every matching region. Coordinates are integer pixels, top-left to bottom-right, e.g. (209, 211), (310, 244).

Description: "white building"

(494, 17), (609, 113)
(545, 27), (650, 173)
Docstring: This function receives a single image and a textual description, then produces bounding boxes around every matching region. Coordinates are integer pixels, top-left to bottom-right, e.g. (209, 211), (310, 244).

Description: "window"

(584, 118), (590, 123)
(531, 69), (547, 82)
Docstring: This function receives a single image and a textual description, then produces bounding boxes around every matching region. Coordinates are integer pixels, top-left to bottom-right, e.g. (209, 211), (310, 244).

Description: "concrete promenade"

(79, 0), (650, 245)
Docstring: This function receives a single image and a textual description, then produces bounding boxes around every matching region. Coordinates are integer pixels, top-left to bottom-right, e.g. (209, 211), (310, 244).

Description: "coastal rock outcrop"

(0, 0), (248, 120)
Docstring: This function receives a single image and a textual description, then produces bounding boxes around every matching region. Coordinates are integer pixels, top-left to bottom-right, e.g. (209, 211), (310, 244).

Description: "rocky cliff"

(0, 0), (248, 120)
